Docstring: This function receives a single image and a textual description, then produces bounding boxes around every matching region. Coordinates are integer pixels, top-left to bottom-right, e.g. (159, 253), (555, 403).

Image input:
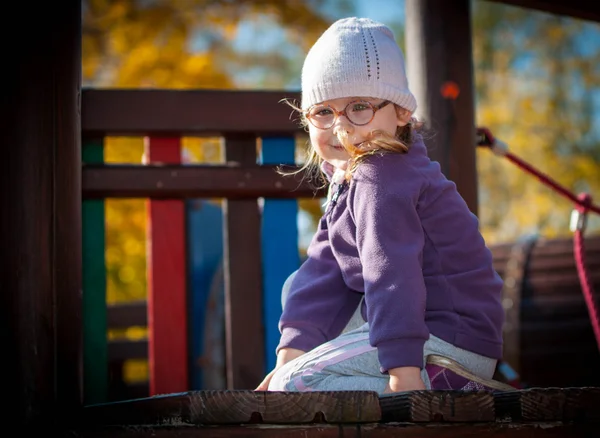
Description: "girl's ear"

(395, 106), (412, 127)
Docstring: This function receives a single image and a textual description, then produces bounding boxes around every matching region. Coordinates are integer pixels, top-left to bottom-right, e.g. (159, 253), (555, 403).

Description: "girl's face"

(306, 96), (407, 170)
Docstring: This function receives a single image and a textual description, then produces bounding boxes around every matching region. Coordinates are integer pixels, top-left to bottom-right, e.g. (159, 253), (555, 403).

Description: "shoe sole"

(426, 354), (516, 391)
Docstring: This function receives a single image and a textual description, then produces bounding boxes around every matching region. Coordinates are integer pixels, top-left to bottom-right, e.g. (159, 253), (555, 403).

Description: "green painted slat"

(82, 138), (107, 404)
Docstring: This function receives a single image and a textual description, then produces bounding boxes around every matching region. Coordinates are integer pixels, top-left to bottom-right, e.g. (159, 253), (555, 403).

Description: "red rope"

(573, 194), (600, 351)
(476, 127), (600, 352)
(476, 127), (600, 214)
(504, 152), (600, 215)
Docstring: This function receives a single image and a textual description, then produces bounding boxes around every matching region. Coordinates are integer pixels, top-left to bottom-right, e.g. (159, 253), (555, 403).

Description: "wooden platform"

(62, 387), (599, 437)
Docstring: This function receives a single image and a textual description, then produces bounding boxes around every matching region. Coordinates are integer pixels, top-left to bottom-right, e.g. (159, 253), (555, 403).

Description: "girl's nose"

(332, 115), (354, 135)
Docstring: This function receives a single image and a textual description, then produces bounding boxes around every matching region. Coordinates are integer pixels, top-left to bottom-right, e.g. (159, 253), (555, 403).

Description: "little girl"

(256, 17), (510, 393)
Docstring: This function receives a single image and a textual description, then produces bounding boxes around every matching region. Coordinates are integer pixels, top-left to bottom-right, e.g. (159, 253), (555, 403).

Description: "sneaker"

(425, 354), (515, 392)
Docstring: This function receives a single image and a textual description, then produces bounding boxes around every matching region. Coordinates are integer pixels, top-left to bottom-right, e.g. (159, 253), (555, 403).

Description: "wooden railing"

(81, 89), (325, 404)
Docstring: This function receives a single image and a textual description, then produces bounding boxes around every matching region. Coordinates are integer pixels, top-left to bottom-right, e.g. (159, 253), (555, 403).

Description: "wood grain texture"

(381, 388), (600, 423)
(380, 390), (495, 422)
(82, 390), (381, 425)
(520, 388), (600, 422)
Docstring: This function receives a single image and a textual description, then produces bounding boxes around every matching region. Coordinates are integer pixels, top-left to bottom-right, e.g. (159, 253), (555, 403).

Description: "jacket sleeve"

(349, 163), (430, 372)
(276, 215), (363, 354)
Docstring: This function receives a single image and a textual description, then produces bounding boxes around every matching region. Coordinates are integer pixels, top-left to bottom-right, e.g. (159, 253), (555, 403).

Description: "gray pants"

(271, 271), (497, 393)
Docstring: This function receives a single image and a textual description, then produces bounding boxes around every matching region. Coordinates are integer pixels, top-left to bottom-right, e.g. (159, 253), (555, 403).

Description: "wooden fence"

(82, 89), (322, 404)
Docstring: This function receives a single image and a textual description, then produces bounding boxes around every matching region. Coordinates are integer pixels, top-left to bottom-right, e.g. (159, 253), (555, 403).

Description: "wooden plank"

(532, 236), (600, 255)
(82, 164), (322, 199)
(68, 385), (590, 428)
(82, 89), (302, 136)
(528, 272), (600, 289)
(380, 388), (600, 423)
(260, 137), (301, 371)
(490, 236), (600, 262)
(65, 422), (596, 438)
(380, 390), (495, 422)
(107, 301), (147, 328)
(520, 388), (600, 422)
(146, 137), (189, 395)
(487, 0), (600, 23)
(83, 137), (108, 404)
(405, 0), (478, 214)
(222, 135), (264, 389)
(528, 255), (600, 272)
(81, 390), (380, 425)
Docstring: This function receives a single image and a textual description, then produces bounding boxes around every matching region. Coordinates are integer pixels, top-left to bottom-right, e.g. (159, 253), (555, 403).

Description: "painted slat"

(186, 199), (224, 389)
(82, 137), (108, 404)
(260, 137), (300, 371)
(145, 137), (189, 395)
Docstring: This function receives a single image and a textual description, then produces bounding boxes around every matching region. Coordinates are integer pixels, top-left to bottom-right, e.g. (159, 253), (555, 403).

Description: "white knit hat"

(301, 17), (417, 113)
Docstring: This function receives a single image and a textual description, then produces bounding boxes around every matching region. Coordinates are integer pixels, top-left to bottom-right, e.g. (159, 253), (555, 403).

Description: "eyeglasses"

(305, 100), (392, 130)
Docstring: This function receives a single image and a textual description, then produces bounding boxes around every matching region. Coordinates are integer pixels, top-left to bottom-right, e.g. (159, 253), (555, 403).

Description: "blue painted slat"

(260, 137), (300, 371)
(186, 199), (224, 389)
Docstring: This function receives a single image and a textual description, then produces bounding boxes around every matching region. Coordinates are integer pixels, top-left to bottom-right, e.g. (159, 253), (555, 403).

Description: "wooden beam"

(0, 0), (82, 425)
(66, 423), (596, 437)
(82, 164), (323, 199)
(82, 390), (381, 424)
(79, 387), (600, 426)
(485, 0), (600, 23)
(82, 89), (303, 137)
(405, 0), (479, 215)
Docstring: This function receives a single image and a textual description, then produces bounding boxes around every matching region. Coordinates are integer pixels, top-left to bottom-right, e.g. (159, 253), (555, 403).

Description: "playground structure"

(2, 0), (599, 436)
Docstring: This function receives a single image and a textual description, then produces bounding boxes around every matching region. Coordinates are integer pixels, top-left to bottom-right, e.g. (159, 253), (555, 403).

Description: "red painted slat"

(145, 137), (188, 395)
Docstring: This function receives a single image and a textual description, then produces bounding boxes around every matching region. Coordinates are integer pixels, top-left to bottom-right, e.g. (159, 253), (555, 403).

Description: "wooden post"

(145, 137), (189, 395)
(405, 0), (479, 215)
(222, 135), (265, 389)
(0, 0), (82, 426)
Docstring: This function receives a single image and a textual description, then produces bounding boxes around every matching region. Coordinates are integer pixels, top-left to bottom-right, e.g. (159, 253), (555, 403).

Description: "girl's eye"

(351, 102), (370, 112)
(313, 108), (333, 117)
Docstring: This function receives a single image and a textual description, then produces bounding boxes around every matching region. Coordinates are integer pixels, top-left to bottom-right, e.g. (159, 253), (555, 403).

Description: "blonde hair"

(279, 98), (420, 189)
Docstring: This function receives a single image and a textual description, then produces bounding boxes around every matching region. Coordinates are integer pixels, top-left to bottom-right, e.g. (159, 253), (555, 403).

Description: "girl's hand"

(383, 366), (426, 393)
(255, 367), (278, 391)
(255, 347), (305, 391)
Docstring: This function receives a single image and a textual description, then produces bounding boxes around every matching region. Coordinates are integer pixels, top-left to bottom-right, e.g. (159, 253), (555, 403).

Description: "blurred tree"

(472, 2), (600, 244)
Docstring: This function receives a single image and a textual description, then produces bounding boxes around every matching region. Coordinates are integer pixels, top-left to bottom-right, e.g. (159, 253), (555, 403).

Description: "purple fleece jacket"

(277, 134), (505, 372)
